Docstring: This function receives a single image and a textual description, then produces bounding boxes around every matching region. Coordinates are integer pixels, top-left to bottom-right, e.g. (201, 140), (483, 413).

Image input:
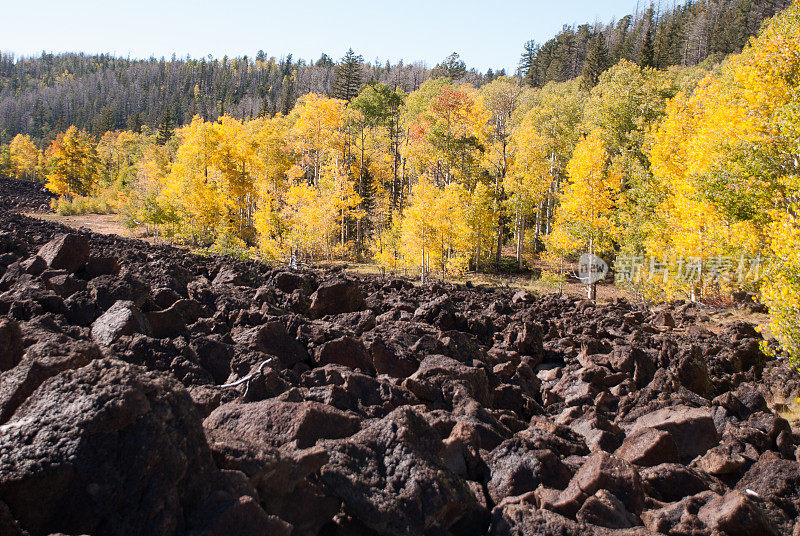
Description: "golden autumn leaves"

(647, 2), (800, 359)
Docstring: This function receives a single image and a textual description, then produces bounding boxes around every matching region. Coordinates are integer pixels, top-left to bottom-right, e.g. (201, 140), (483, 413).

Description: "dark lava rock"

(146, 299), (205, 338)
(485, 438), (571, 503)
(0, 207), (796, 536)
(314, 336), (374, 372)
(575, 489), (638, 529)
(308, 278), (365, 317)
(0, 359), (270, 536)
(0, 333), (102, 425)
(0, 177), (55, 213)
(85, 255), (120, 278)
(91, 299), (150, 346)
(203, 399), (359, 535)
(615, 427), (680, 467)
(491, 499), (653, 536)
(640, 491), (716, 534)
(736, 451), (800, 533)
(698, 490), (778, 536)
(404, 354), (491, 409)
(232, 320), (308, 369)
(36, 233), (90, 273)
(639, 463), (711, 502)
(0, 317), (23, 371)
(629, 405), (719, 460)
(320, 406), (487, 536)
(273, 271), (316, 294)
(540, 451), (644, 516)
(205, 398), (361, 450)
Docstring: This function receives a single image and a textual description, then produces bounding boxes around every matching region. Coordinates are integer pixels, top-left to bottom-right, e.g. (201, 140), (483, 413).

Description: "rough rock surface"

(0, 358), (264, 536)
(0, 187), (798, 536)
(0, 177), (54, 213)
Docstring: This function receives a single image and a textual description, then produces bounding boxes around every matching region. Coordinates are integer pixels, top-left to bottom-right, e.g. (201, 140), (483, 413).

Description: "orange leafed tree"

(45, 126), (101, 197)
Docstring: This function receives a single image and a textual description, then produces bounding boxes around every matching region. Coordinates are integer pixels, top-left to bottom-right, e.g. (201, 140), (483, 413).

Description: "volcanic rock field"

(0, 179), (798, 536)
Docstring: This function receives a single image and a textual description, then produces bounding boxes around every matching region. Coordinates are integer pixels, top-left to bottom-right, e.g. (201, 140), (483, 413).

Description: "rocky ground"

(0, 176), (54, 214)
(0, 179), (799, 536)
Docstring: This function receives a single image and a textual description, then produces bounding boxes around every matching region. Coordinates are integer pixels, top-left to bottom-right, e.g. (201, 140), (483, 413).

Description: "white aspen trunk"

(518, 213), (525, 269)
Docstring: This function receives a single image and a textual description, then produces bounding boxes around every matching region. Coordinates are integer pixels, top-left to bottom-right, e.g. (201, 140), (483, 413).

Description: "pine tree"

(126, 112), (143, 133)
(518, 40), (539, 86)
(156, 111), (174, 145)
(333, 49), (364, 102)
(433, 52), (467, 80)
(640, 19), (656, 68)
(581, 33), (610, 90)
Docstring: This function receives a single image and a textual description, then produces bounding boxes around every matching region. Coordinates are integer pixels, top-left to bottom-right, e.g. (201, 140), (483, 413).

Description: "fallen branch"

(214, 358), (276, 390)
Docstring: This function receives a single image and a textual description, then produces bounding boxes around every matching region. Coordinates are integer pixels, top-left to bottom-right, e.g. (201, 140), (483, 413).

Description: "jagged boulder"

(0, 317), (22, 371)
(204, 399), (358, 535)
(308, 278), (365, 317)
(36, 233), (90, 273)
(629, 405), (719, 460)
(320, 406), (487, 536)
(0, 359), (272, 536)
(91, 299), (150, 346)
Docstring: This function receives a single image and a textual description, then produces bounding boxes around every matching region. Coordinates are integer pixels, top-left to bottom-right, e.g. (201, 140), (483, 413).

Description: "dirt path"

(23, 212), (157, 243)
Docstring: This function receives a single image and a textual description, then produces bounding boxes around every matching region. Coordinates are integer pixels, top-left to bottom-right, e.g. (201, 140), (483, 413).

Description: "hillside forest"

(0, 0), (799, 362)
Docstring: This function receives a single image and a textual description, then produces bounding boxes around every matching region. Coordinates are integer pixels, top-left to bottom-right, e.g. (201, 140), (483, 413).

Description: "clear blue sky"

(5, 0), (644, 72)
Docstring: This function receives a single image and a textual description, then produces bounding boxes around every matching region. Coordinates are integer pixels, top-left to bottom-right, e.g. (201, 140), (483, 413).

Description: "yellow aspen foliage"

(319, 158), (363, 256)
(507, 113), (552, 220)
(548, 128), (623, 299)
(466, 181), (499, 271)
(252, 114), (295, 259)
(585, 60), (675, 156)
(45, 126), (101, 197)
(257, 157), (361, 261)
(289, 94), (347, 185)
(763, 209), (800, 360)
(400, 179), (471, 278)
(9, 134), (41, 181)
(211, 115), (260, 241)
(372, 217), (406, 274)
(512, 80), (586, 265)
(647, 90), (723, 299)
(161, 116), (224, 241)
(96, 131), (120, 178)
(280, 183), (331, 260)
(553, 128), (622, 256)
(480, 77), (523, 179)
(648, 2), (800, 357)
(478, 77), (524, 268)
(252, 114), (294, 201)
(123, 135), (177, 232)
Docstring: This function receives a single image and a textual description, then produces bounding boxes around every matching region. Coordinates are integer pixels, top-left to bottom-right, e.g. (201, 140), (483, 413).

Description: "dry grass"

(341, 259), (633, 304)
(773, 398), (800, 426)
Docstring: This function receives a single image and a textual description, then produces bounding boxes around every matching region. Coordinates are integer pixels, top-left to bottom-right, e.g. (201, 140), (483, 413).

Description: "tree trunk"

(588, 281), (597, 301)
(517, 213), (525, 269)
(494, 173), (502, 270)
(587, 237), (597, 302)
